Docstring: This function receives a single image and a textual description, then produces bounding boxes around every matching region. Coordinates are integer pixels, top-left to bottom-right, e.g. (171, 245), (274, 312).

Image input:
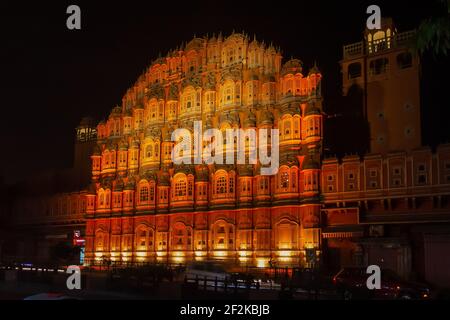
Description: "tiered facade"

(7, 25), (450, 286)
(84, 33), (324, 267)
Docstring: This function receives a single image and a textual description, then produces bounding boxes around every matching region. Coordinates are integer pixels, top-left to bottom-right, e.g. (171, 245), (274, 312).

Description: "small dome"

(158, 170), (171, 186)
(281, 58), (303, 76)
(195, 165), (209, 182)
(259, 108), (274, 126)
(123, 108), (133, 117)
(110, 105), (122, 118)
(119, 141), (129, 150)
(143, 170), (157, 181)
(113, 179), (124, 192)
(124, 179), (136, 190)
(131, 139), (140, 148)
(308, 62), (321, 76)
(302, 156), (320, 170)
(106, 142), (117, 151)
(305, 103), (321, 116)
(185, 37), (205, 52)
(237, 164), (253, 177)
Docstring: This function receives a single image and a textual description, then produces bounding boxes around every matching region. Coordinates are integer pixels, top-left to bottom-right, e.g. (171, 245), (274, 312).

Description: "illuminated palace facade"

(9, 23), (450, 286)
(84, 32), (324, 267)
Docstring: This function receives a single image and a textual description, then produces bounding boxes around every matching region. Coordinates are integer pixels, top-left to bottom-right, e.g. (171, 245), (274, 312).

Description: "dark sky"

(0, 0), (448, 184)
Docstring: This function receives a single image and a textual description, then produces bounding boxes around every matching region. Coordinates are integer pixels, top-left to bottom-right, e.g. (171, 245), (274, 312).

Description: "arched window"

(140, 186), (149, 202)
(174, 175), (187, 198)
(96, 233), (104, 251)
(284, 119), (291, 139)
(182, 87), (195, 113)
(216, 176), (226, 194)
(145, 145), (153, 158)
(212, 220), (234, 250)
(149, 182), (155, 201)
(171, 223), (191, 250)
(221, 80), (234, 107)
(136, 226), (153, 250)
(281, 171), (289, 189)
(286, 77), (293, 94)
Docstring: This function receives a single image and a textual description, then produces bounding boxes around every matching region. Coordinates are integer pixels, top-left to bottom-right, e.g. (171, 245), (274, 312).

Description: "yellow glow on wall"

(156, 251), (167, 257)
(278, 250), (293, 257)
(256, 258), (267, 268)
(278, 257), (293, 263)
(172, 256), (185, 263)
(239, 256), (250, 263)
(304, 243), (315, 249)
(214, 251), (227, 257)
(172, 251), (185, 257)
(136, 252), (147, 257)
(195, 251), (206, 257)
(239, 251), (250, 257)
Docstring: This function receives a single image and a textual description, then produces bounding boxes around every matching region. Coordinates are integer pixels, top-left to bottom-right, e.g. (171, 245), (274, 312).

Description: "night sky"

(0, 1), (448, 184)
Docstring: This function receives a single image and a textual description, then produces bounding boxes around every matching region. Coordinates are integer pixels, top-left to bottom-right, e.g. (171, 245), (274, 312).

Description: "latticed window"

(150, 186), (154, 201)
(138, 230), (147, 247)
(188, 181), (193, 196)
(229, 177), (234, 193)
(216, 176), (227, 194)
(281, 171), (289, 189)
(140, 186), (149, 202)
(175, 179), (187, 197)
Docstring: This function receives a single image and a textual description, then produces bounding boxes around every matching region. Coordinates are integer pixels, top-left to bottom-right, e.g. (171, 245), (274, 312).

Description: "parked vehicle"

(333, 267), (431, 300)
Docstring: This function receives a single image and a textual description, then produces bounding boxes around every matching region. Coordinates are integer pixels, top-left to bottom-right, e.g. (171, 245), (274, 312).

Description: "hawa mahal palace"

(4, 20), (450, 287)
